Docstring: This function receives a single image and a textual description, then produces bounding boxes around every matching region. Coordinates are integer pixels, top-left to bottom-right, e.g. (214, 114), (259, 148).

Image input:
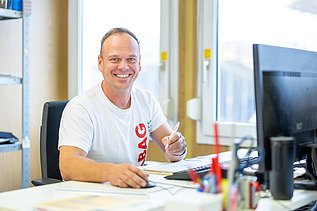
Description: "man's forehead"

(102, 34), (140, 54)
(104, 34), (139, 47)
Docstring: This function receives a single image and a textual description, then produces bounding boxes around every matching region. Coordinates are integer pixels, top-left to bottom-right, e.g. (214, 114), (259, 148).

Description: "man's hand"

(162, 132), (187, 159)
(106, 163), (149, 188)
(59, 146), (149, 188)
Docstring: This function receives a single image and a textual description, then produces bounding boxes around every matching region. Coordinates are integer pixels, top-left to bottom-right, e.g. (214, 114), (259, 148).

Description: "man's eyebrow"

(108, 54), (119, 58)
(106, 55), (139, 61)
(107, 55), (138, 58)
(127, 55), (139, 58)
(107, 55), (122, 60)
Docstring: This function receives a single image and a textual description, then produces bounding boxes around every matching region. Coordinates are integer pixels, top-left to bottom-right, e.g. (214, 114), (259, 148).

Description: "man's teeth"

(116, 74), (129, 78)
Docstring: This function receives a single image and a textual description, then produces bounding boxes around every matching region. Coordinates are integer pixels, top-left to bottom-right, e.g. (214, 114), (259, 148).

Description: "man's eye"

(110, 58), (119, 62)
(128, 58), (137, 63)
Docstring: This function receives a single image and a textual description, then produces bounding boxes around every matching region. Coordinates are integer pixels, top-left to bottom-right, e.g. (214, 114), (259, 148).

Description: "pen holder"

(237, 176), (260, 210)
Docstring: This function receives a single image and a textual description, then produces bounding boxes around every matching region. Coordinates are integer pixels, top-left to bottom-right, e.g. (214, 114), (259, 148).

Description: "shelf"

(0, 8), (22, 20)
(0, 74), (22, 85)
(0, 0), (31, 189)
(0, 142), (21, 153)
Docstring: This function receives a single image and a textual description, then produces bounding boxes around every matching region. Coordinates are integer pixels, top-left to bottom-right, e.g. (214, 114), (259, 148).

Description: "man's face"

(98, 33), (141, 92)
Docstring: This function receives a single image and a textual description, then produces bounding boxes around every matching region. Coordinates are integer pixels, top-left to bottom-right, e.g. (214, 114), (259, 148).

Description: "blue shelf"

(0, 74), (22, 85)
(0, 142), (21, 153)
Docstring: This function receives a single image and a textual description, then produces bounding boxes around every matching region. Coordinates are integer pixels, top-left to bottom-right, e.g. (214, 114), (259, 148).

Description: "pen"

(165, 121), (180, 150)
(213, 123), (222, 193)
(188, 169), (202, 184)
(214, 123), (220, 155)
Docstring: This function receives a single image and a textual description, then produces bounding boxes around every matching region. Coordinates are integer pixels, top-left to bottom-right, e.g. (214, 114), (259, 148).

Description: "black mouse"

(143, 180), (156, 188)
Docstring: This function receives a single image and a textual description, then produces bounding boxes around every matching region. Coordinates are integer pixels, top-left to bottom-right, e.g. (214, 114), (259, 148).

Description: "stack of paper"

(141, 158), (212, 174)
(34, 194), (162, 211)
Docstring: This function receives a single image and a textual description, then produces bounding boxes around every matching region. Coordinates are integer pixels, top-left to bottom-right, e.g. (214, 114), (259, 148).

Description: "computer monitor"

(253, 44), (317, 187)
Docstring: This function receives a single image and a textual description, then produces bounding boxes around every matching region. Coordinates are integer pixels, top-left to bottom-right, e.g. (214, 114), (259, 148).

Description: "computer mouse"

(143, 180), (156, 188)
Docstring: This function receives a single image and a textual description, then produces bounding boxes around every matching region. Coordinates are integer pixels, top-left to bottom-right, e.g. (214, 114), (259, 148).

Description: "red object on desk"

(214, 123), (220, 155)
(212, 123), (222, 193)
(188, 169), (201, 184)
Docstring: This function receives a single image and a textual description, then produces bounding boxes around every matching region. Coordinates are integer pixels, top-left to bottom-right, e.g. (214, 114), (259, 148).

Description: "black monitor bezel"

(253, 44), (317, 172)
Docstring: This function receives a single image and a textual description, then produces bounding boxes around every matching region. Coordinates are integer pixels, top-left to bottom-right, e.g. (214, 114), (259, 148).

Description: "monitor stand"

(294, 145), (317, 190)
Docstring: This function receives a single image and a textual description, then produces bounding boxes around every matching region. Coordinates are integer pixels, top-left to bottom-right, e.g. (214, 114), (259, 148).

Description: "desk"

(1, 150), (317, 211)
(257, 190), (317, 211)
(0, 180), (220, 211)
(0, 179), (317, 210)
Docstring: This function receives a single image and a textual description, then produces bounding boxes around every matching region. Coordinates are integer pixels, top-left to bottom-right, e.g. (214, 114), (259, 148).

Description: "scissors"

(232, 136), (264, 173)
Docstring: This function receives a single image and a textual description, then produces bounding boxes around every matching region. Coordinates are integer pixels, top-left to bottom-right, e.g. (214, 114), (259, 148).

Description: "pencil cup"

(269, 136), (295, 200)
(238, 176), (259, 210)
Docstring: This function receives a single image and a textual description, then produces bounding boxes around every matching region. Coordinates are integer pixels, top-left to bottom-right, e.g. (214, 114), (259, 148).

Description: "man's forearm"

(59, 155), (112, 182)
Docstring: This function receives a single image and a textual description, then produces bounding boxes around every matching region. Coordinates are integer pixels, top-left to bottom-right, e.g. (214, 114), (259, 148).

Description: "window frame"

(68, 0), (83, 98)
(160, 0), (179, 123)
(193, 0), (257, 146)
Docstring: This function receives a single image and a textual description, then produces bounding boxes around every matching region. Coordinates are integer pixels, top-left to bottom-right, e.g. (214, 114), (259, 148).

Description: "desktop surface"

(0, 180), (215, 211)
(1, 151), (317, 211)
(0, 177), (317, 211)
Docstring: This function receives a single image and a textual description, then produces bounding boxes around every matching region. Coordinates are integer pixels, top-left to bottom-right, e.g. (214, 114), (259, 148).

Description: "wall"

(0, 0), (68, 192)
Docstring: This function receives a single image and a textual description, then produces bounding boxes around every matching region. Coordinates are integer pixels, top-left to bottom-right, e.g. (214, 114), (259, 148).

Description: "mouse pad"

(55, 181), (160, 196)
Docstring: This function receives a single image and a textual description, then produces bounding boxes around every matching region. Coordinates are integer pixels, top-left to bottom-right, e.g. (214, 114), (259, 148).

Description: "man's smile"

(114, 74), (131, 78)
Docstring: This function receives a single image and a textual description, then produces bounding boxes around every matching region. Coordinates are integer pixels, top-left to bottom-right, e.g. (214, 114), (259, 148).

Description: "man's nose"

(118, 59), (128, 70)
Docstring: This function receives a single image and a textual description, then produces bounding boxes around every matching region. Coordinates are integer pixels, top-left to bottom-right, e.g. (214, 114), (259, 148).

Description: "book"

(11, 0), (21, 11)
(34, 194), (161, 211)
(6, 0), (12, 9)
(0, 132), (18, 144)
(0, 0), (6, 8)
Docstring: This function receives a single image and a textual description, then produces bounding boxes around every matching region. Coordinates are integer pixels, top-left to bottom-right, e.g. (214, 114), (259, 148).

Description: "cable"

(154, 183), (185, 195)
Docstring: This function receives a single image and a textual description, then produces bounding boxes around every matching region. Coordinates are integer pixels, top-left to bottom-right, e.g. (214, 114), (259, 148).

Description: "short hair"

(100, 27), (140, 56)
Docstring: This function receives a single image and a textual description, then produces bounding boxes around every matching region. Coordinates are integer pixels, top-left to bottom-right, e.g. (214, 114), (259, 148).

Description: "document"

(34, 194), (162, 211)
(54, 181), (166, 196)
(149, 174), (198, 189)
(141, 158), (212, 174)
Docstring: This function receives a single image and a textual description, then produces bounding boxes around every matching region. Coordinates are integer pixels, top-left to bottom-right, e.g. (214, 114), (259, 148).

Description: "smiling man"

(58, 28), (187, 188)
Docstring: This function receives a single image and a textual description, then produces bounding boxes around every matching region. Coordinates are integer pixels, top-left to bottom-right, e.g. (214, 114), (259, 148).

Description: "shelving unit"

(0, 1), (31, 188)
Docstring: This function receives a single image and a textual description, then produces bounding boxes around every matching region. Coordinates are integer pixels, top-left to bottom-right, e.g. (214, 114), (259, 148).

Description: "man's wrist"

(172, 147), (187, 157)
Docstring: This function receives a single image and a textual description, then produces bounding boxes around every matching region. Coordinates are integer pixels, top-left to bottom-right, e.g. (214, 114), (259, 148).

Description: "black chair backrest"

(40, 100), (68, 180)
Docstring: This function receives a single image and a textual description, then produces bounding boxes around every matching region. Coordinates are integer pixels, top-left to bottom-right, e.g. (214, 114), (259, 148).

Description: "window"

(68, 0), (179, 123)
(82, 0), (161, 99)
(195, 0), (317, 145)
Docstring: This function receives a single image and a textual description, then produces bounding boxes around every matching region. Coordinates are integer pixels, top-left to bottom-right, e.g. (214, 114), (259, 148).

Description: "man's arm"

(59, 146), (149, 188)
(151, 122), (187, 162)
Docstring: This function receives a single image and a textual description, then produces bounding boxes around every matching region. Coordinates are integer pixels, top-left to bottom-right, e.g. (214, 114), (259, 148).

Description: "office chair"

(31, 100), (68, 186)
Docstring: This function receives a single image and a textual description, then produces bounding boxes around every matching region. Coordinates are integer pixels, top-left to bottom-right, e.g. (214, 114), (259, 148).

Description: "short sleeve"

(58, 102), (94, 153)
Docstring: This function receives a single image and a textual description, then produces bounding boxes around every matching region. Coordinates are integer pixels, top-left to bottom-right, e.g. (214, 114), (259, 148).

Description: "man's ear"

(139, 55), (142, 71)
(98, 55), (103, 71)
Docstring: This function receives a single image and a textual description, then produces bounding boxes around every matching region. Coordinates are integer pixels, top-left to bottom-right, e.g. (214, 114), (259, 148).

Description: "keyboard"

(164, 165), (214, 180)
(164, 156), (258, 180)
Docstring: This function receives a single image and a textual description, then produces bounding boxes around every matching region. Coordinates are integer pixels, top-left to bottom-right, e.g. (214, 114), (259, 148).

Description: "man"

(58, 28), (187, 188)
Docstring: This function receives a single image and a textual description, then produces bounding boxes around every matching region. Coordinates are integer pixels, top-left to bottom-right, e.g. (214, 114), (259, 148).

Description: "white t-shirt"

(58, 83), (167, 166)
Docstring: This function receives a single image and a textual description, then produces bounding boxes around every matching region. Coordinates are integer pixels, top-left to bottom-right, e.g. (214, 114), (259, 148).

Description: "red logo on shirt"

(135, 123), (147, 166)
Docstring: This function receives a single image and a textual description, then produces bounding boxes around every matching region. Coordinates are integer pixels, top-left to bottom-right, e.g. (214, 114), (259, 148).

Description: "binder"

(0, 131), (18, 144)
